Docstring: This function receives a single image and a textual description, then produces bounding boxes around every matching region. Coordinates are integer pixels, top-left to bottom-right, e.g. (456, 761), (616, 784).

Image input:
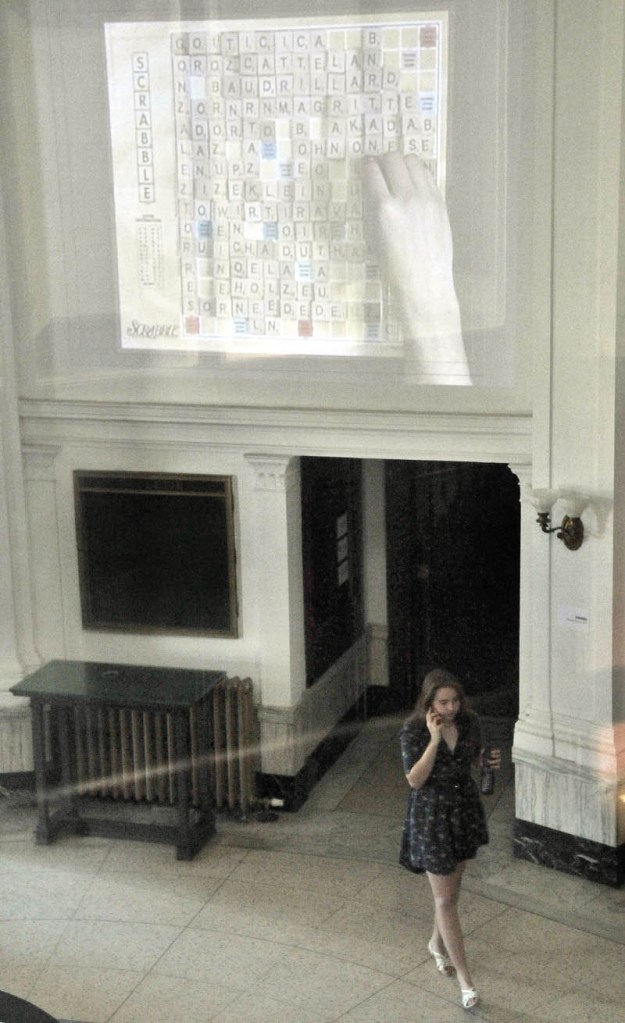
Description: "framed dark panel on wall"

(74, 471), (238, 635)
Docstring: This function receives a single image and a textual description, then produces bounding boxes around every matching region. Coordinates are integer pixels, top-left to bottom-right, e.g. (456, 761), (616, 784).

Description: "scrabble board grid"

(106, 13), (448, 354)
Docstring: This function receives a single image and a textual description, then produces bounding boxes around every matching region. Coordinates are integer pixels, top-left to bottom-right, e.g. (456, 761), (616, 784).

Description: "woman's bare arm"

(405, 707), (443, 789)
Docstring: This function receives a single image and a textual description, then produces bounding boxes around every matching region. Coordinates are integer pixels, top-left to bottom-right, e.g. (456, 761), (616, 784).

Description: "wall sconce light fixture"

(526, 489), (588, 551)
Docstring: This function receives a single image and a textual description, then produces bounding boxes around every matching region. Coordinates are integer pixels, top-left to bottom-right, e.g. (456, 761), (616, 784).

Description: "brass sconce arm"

(536, 511), (584, 550)
(527, 489), (588, 551)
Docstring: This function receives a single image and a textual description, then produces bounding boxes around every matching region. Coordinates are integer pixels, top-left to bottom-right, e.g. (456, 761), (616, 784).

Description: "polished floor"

(1, 715), (624, 1023)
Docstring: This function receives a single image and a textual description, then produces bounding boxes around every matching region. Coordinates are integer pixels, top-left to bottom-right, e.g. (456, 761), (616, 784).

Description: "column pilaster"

(245, 453), (306, 709)
(0, 160), (40, 773)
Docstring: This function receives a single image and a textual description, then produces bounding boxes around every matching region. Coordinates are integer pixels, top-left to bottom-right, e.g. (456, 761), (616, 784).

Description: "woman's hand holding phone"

(426, 707), (444, 742)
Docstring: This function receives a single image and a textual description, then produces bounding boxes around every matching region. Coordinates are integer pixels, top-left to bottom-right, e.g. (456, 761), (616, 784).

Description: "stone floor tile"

(288, 924), (423, 977)
(28, 965), (144, 1023)
(108, 972), (238, 1023)
(538, 985), (625, 1023)
(334, 977), (471, 1022)
(0, 838), (110, 876)
(253, 945), (393, 1020)
(1, 719), (624, 1023)
(0, 870), (95, 920)
(100, 835), (249, 879)
(48, 919), (180, 972)
(225, 848), (386, 896)
(0, 919), (69, 965)
(152, 925), (289, 988)
(73, 873), (218, 926)
(0, 964), (45, 1001)
(478, 858), (604, 911)
(210, 990), (327, 1023)
(201, 875), (344, 922)
(465, 927), (618, 991)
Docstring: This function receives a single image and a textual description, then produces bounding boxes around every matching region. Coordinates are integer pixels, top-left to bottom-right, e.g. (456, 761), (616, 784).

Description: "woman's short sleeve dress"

(399, 713), (489, 875)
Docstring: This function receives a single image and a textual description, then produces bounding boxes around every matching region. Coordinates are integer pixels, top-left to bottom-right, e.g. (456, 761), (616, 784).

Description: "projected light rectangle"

(105, 14), (448, 355)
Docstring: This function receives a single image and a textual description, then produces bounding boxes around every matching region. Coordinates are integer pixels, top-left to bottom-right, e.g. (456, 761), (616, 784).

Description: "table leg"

(31, 700), (52, 845)
(196, 696), (212, 808)
(174, 710), (192, 860)
(57, 705), (86, 830)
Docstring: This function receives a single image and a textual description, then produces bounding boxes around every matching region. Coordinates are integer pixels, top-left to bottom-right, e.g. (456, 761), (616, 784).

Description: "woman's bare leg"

(426, 862), (474, 991)
(429, 919), (447, 956)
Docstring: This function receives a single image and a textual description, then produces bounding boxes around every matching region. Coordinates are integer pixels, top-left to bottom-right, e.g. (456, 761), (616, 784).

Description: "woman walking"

(399, 668), (501, 1010)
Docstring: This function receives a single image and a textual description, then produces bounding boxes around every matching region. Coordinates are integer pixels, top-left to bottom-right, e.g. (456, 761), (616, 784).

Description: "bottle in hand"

(480, 746), (495, 795)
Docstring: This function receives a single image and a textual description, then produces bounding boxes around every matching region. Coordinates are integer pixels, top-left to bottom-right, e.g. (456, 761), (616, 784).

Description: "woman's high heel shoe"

(427, 939), (455, 976)
(461, 987), (479, 1010)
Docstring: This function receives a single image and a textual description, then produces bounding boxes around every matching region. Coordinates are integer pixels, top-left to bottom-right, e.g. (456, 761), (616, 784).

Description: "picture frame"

(74, 470), (238, 636)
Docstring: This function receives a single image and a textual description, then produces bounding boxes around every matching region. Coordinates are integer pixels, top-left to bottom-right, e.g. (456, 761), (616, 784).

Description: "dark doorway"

(301, 457), (364, 686)
(385, 461), (520, 711)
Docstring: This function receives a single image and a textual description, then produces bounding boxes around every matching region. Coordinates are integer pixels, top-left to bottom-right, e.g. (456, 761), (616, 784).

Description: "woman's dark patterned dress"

(399, 712), (489, 875)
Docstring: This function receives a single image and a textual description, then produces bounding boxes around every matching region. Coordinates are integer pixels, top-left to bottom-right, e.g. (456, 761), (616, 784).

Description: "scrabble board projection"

(105, 14), (448, 354)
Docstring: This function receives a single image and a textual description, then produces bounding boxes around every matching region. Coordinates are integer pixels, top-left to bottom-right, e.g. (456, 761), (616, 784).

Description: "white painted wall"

(1, 0), (624, 853)
(513, 0), (625, 847)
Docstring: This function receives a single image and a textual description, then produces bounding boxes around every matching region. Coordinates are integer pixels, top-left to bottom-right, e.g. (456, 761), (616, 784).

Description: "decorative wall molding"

(19, 399), (533, 464)
(22, 444), (62, 481)
(245, 453), (297, 493)
(19, 399), (532, 433)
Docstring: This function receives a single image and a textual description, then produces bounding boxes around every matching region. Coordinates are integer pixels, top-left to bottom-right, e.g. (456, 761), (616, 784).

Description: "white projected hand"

(363, 152), (471, 386)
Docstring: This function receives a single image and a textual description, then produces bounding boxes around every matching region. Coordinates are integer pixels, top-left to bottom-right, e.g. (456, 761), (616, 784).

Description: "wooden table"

(11, 660), (225, 860)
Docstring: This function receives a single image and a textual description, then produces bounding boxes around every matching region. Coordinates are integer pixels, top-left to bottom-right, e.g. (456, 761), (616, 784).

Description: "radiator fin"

(66, 675), (257, 814)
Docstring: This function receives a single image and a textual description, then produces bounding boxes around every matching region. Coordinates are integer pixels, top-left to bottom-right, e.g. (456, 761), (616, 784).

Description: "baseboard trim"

(0, 770), (35, 793)
(256, 685), (396, 811)
(513, 817), (625, 888)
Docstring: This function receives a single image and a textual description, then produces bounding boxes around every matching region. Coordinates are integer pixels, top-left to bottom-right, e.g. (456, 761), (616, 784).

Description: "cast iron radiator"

(60, 676), (257, 815)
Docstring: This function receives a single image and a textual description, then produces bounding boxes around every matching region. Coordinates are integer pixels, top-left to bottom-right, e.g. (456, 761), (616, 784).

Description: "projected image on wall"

(105, 14), (471, 383)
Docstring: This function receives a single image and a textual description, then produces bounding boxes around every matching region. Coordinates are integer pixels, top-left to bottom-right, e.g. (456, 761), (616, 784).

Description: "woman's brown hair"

(405, 668), (473, 725)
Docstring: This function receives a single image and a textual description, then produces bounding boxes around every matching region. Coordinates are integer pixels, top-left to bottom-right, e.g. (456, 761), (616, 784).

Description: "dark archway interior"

(385, 461), (520, 714)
